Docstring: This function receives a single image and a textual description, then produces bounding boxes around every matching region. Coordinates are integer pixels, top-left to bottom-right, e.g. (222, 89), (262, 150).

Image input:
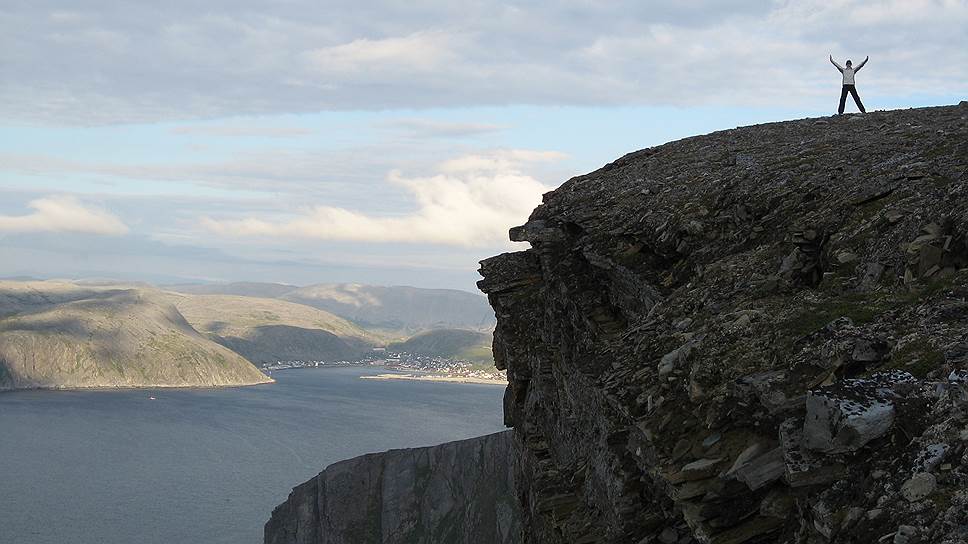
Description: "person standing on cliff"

(830, 54), (869, 114)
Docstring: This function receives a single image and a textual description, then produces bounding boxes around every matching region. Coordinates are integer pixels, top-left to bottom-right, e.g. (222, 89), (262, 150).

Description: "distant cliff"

(0, 281), (271, 391)
(478, 104), (968, 543)
(264, 431), (519, 544)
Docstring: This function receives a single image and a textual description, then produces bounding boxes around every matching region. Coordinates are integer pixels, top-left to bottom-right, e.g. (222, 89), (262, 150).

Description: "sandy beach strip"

(360, 373), (507, 386)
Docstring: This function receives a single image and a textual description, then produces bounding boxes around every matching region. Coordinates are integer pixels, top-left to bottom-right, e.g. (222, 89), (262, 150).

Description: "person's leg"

(838, 86), (849, 114)
(849, 86), (866, 113)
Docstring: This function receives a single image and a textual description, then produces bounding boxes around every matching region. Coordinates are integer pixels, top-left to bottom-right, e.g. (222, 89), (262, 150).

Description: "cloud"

(0, 149), (404, 200)
(200, 150), (560, 247)
(2, 1), (965, 124)
(437, 150), (565, 173)
(305, 31), (459, 75)
(378, 118), (506, 138)
(0, 141), (562, 211)
(169, 125), (312, 137)
(0, 196), (129, 235)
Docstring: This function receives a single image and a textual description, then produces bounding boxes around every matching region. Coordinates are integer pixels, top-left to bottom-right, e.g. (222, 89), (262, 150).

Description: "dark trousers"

(838, 84), (865, 114)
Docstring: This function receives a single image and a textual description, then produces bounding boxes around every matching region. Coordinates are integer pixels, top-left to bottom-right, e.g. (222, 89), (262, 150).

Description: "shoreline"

(360, 373), (507, 386)
(263, 362), (366, 372)
(2, 365), (508, 393)
(0, 378), (275, 395)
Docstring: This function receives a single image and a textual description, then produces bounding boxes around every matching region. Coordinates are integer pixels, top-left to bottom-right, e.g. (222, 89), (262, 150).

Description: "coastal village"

(260, 349), (507, 384)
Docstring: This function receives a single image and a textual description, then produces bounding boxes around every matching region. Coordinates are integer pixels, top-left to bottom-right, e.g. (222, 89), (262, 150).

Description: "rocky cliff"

(264, 431), (519, 544)
(478, 105), (968, 543)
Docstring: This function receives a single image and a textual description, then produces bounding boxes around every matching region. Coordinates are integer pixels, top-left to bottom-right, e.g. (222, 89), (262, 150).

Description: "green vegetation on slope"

(388, 329), (494, 364)
(165, 293), (383, 363)
(167, 293), (373, 340)
(0, 281), (271, 391)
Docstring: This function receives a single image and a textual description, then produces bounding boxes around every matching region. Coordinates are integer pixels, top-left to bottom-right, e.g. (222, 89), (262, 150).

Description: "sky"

(1, 1), (966, 291)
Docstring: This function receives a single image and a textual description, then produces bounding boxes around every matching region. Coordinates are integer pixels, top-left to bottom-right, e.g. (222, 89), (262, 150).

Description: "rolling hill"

(280, 284), (496, 332)
(165, 282), (496, 335)
(388, 329), (493, 364)
(0, 279), (501, 387)
(0, 281), (271, 391)
(165, 293), (382, 363)
(163, 281), (298, 299)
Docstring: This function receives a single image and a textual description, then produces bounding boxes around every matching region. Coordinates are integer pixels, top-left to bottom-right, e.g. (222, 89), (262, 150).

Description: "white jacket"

(831, 57), (868, 85)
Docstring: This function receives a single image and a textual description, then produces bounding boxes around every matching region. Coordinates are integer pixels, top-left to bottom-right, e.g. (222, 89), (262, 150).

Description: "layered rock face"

(478, 105), (968, 543)
(265, 431), (519, 544)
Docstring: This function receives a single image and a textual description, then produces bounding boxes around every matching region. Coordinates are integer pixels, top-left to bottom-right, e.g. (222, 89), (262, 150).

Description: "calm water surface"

(0, 367), (505, 544)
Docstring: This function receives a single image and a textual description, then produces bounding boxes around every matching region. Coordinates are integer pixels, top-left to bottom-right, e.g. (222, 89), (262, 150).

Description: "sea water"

(0, 366), (505, 544)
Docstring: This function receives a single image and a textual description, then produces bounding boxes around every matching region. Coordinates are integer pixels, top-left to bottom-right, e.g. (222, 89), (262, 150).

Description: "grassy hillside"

(388, 329), (494, 364)
(0, 280), (110, 317)
(0, 282), (271, 391)
(165, 281), (497, 336)
(281, 284), (496, 332)
(168, 293), (369, 340)
(166, 293), (383, 363)
(0, 280), (499, 381)
(164, 281), (298, 299)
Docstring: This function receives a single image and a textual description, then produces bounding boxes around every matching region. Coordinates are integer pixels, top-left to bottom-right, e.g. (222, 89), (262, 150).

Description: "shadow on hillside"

(213, 325), (366, 364)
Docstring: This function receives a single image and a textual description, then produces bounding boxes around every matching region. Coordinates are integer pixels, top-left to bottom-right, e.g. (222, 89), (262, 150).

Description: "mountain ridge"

(165, 281), (495, 333)
(280, 283), (495, 332)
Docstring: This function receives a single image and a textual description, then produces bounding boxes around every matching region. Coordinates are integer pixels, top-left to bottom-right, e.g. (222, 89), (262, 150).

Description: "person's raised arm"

(855, 55), (869, 72)
(829, 54), (844, 72)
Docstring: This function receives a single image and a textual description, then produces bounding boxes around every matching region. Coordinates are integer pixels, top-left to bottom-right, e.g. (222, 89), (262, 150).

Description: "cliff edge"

(264, 431), (519, 544)
(478, 105), (968, 543)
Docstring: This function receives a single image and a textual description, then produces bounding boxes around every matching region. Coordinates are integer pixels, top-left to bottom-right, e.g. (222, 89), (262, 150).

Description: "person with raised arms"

(830, 54), (869, 114)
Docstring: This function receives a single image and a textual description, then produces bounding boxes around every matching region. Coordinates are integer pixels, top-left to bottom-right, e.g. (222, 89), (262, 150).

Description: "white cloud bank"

(200, 150), (562, 247)
(0, 196), (129, 235)
(3, 0), (966, 124)
(305, 31), (459, 75)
